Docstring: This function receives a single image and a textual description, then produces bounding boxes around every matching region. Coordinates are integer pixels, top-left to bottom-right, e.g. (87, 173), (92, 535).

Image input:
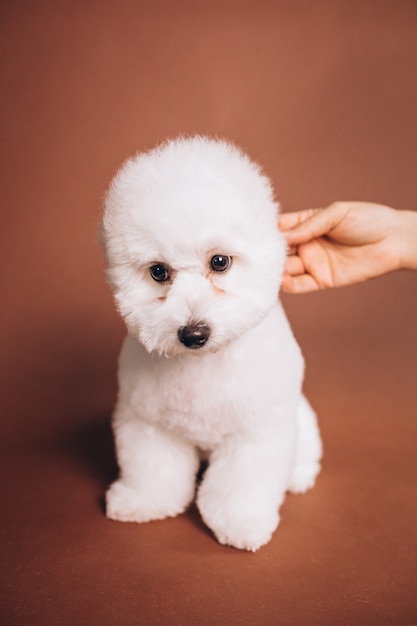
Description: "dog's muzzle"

(178, 322), (211, 349)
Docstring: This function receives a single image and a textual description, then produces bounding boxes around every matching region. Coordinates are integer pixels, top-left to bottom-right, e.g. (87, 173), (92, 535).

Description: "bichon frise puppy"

(102, 136), (322, 551)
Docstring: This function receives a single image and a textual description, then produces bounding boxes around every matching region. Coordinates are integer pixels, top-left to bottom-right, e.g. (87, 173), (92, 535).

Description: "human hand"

(279, 201), (417, 293)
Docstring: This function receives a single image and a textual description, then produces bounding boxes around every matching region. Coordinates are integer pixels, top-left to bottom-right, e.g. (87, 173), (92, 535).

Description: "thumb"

(282, 204), (347, 246)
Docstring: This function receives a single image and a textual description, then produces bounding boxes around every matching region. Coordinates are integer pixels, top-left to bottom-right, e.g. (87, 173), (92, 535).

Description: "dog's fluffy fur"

(102, 136), (322, 551)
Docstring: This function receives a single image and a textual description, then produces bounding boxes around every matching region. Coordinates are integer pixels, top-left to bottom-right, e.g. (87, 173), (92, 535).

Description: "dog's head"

(102, 136), (286, 356)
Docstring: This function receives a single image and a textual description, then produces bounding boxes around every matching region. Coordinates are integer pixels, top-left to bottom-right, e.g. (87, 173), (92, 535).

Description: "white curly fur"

(102, 136), (322, 551)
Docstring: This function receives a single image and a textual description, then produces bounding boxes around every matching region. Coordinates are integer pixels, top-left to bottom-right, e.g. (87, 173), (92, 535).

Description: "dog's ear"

(97, 221), (110, 264)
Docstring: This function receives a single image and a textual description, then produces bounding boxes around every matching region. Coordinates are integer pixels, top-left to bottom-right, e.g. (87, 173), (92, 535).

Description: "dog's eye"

(210, 255), (232, 273)
(149, 263), (171, 283)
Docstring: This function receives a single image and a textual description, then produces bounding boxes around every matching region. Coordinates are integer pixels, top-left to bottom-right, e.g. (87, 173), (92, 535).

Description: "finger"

(281, 272), (321, 294)
(278, 209), (319, 232)
(284, 254), (305, 276)
(282, 204), (348, 246)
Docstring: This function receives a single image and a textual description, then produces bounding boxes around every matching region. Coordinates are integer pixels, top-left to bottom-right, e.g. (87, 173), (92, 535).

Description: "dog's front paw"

(106, 478), (192, 523)
(288, 461), (321, 495)
(197, 486), (280, 552)
(214, 510), (280, 553)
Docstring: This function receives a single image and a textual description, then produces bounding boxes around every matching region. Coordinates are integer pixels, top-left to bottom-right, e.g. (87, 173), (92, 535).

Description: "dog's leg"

(196, 426), (296, 551)
(106, 417), (199, 523)
(287, 395), (322, 494)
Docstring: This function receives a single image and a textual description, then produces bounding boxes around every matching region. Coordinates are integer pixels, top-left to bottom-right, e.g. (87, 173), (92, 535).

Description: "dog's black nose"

(178, 322), (211, 349)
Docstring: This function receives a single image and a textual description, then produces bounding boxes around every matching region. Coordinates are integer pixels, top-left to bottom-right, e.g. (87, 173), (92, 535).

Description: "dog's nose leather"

(178, 323), (211, 348)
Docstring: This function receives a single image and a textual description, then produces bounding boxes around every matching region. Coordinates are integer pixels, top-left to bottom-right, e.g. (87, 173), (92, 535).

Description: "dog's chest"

(119, 309), (304, 449)
(130, 354), (253, 448)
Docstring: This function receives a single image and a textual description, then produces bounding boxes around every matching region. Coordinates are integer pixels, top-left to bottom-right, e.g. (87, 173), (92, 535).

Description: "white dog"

(102, 136), (322, 551)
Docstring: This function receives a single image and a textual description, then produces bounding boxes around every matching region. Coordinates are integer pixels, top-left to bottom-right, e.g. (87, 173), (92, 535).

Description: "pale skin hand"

(278, 202), (417, 293)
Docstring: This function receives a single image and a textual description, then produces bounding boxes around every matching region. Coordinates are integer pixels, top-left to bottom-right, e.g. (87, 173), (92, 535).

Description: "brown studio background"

(1, 1), (416, 624)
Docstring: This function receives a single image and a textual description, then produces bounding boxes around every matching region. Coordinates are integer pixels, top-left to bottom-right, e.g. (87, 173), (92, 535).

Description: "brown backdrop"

(1, 1), (416, 624)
